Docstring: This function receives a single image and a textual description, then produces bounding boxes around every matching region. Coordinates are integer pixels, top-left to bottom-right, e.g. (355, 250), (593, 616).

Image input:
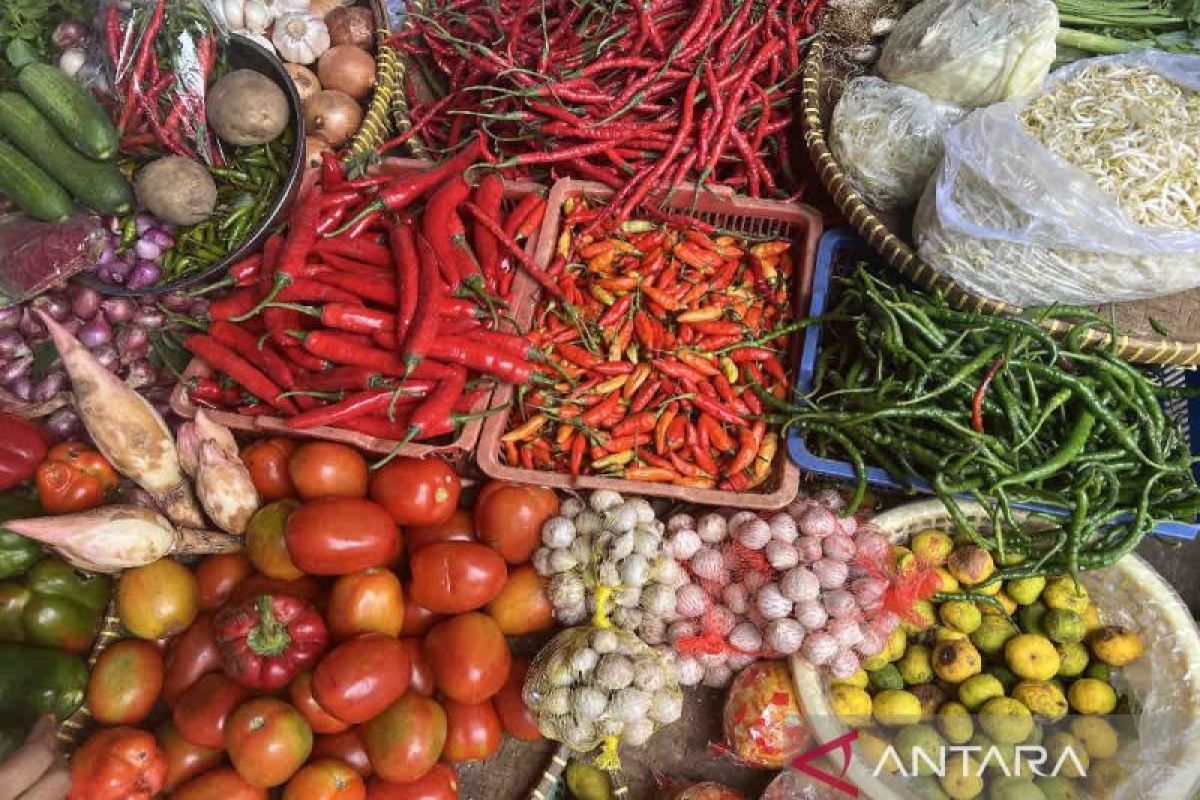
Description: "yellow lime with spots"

(1041, 609), (1085, 644)
(1089, 626), (1144, 666)
(1070, 716), (1119, 759)
(957, 674), (1005, 711)
(857, 731), (897, 774)
(1042, 577), (1089, 614)
(904, 600), (937, 635)
(886, 627), (909, 662)
(868, 663), (903, 691)
(1044, 732), (1089, 779)
(1012, 680), (1068, 722)
(986, 664), (1019, 692)
(912, 529), (955, 566)
(947, 546), (995, 586)
(1084, 760), (1125, 798)
(936, 627), (969, 643)
(873, 688), (923, 727)
(895, 724), (947, 776)
(937, 701), (974, 744)
(988, 777), (1045, 800)
(972, 615), (1019, 657)
(830, 684), (873, 728)
(898, 644), (934, 685)
(940, 600), (983, 634)
(1055, 642), (1089, 678)
(1035, 777), (1081, 800)
(1005, 576), (1046, 606)
(936, 568), (961, 593)
(1067, 678), (1117, 715)
(912, 683), (948, 722)
(1018, 602), (1048, 635)
(979, 697), (1034, 744)
(1005, 634), (1061, 681)
(933, 639), (983, 683)
(1081, 604), (1102, 633)
(940, 753), (985, 800)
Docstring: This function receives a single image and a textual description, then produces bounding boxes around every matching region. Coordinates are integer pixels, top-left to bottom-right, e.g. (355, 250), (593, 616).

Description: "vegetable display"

(1055, 0), (1200, 56)
(0, 556), (110, 653)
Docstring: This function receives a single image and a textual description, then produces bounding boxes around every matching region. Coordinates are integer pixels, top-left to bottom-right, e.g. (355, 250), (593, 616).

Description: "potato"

(207, 69), (289, 146)
(134, 157), (217, 227)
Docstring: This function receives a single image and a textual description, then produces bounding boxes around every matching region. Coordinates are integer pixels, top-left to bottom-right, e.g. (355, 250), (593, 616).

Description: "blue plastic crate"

(786, 228), (1200, 541)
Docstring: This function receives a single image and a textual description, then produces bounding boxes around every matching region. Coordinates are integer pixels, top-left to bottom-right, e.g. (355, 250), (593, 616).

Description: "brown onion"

(304, 89), (362, 147)
(325, 6), (375, 50)
(285, 63), (322, 106)
(304, 135), (333, 171)
(317, 45), (376, 103)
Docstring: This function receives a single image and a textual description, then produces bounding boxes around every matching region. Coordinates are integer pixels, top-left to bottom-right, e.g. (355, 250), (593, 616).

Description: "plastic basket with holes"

(475, 178), (821, 508)
(169, 160), (546, 459)
(787, 229), (1200, 541)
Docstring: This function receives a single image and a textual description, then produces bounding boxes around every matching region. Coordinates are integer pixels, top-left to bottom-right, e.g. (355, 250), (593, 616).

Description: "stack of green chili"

(769, 265), (1200, 580)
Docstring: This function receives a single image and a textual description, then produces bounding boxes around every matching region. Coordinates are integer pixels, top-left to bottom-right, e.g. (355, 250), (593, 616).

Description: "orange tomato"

(485, 564), (554, 635)
(196, 553), (255, 610)
(290, 670), (350, 734)
(289, 442), (368, 500)
(283, 759), (367, 800)
(492, 659), (541, 741)
(87, 638), (164, 725)
(241, 438), (299, 501)
(224, 697), (314, 788)
(245, 499), (303, 580)
(423, 613), (511, 704)
(286, 498), (400, 576)
(473, 482), (558, 564)
(441, 700), (502, 763)
(327, 568), (404, 640)
(171, 767), (268, 800)
(360, 694), (447, 784)
(116, 557), (199, 640)
(156, 721), (223, 793)
(314, 728), (373, 778)
(35, 441), (118, 514)
(313, 633), (412, 725)
(365, 765), (458, 800)
(398, 638), (434, 697)
(406, 509), (474, 552)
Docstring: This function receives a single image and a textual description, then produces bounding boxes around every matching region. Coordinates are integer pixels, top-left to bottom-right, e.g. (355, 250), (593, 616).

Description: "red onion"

(134, 239), (162, 262)
(132, 307), (165, 328)
(101, 297), (135, 324)
(0, 307), (23, 331)
(186, 300), (210, 319)
(52, 20), (88, 49)
(33, 372), (66, 403)
(69, 285), (101, 320)
(18, 309), (42, 339)
(135, 214), (155, 235)
(59, 318), (82, 335)
(77, 316), (113, 348)
(0, 331), (28, 359)
(127, 261), (161, 290)
(97, 244), (116, 265)
(32, 295), (71, 321)
(125, 360), (156, 388)
(107, 259), (133, 283)
(9, 377), (32, 401)
(116, 326), (150, 361)
(144, 229), (174, 249)
(160, 292), (192, 312)
(44, 407), (81, 441)
(0, 356), (34, 384)
(92, 345), (119, 371)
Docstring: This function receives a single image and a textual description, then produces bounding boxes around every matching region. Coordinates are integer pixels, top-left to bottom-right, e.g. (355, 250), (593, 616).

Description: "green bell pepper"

(0, 558), (111, 654)
(0, 493), (42, 580)
(0, 643), (87, 727)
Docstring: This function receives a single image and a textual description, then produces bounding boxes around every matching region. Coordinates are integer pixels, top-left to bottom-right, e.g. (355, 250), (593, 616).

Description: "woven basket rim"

(801, 37), (1200, 367)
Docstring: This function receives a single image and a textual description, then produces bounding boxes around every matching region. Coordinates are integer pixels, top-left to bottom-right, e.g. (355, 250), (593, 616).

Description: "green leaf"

(28, 340), (56, 380)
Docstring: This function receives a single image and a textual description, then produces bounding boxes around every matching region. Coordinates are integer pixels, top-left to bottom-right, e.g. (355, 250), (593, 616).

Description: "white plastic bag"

(830, 77), (966, 211)
(915, 52), (1200, 307)
(878, 0), (1058, 107)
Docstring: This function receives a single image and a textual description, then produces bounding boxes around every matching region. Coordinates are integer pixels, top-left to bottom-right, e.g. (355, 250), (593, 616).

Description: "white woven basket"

(790, 499), (1200, 800)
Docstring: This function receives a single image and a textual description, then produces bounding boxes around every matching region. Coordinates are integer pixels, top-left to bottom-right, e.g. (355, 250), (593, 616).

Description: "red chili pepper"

(428, 337), (532, 384)
(376, 364), (469, 460)
(184, 335), (298, 415)
(298, 366), (385, 392)
(294, 330), (408, 375)
(692, 394), (749, 429)
(597, 294), (633, 328)
(728, 346), (779, 363)
(460, 201), (568, 303)
(314, 272), (397, 307)
(209, 289), (258, 321)
(972, 356), (1005, 434)
(472, 174), (505, 292)
(286, 386), (430, 430)
(313, 237), (391, 267)
(209, 321), (297, 396)
(401, 234), (446, 377)
(556, 343), (600, 369)
(612, 411), (656, 438)
(700, 413), (736, 452)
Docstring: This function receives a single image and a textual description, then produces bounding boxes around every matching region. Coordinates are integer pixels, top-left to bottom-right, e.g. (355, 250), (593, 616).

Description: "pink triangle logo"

(789, 729), (860, 797)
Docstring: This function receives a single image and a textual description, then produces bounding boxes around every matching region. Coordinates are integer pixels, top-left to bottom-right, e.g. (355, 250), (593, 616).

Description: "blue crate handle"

(786, 228), (1199, 542)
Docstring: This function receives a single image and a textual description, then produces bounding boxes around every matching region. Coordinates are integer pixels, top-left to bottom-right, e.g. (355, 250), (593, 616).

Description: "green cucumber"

(17, 63), (120, 161)
(0, 92), (133, 215)
(0, 138), (73, 222)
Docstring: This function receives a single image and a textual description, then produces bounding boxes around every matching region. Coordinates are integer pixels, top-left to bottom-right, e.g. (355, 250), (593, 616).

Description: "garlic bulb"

(532, 548), (552, 576)
(272, 13), (330, 64)
(823, 534), (857, 561)
(549, 573), (586, 609)
(634, 657), (666, 691)
(828, 618), (864, 648)
(666, 529), (702, 561)
(690, 547), (725, 581)
(574, 509), (604, 536)
(632, 529), (660, 557)
(560, 496), (585, 517)
(675, 584), (709, 618)
(801, 631), (838, 665)
(668, 620), (698, 645)
(592, 628), (620, 654)
(641, 584), (676, 617)
(628, 498), (655, 524)
(768, 513), (798, 543)
(574, 686), (609, 719)
(765, 540), (799, 570)
(214, 0), (275, 33)
(59, 47), (86, 77)
(764, 618), (806, 655)
(780, 566), (820, 603)
(795, 599), (829, 630)
(728, 621), (763, 653)
(596, 654), (635, 691)
(727, 510), (759, 533)
(542, 516), (576, 548)
(543, 688), (571, 716)
(590, 489), (623, 513)
(571, 647), (600, 675)
(795, 535), (824, 563)
(639, 616), (667, 645)
(667, 513), (695, 533)
(649, 692), (683, 724)
(703, 663), (733, 687)
(722, 583), (749, 615)
(812, 557), (849, 589)
(609, 532), (635, 561)
(548, 548), (578, 573)
(735, 517), (771, 549)
(677, 656), (704, 686)
(829, 649), (862, 679)
(696, 513), (728, 543)
(607, 502), (639, 532)
(755, 583), (793, 620)
(623, 717), (656, 746)
(620, 554), (650, 587)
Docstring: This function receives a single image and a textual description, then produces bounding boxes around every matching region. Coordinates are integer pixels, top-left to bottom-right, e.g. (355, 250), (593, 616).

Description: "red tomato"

(314, 728), (373, 778)
(399, 585), (441, 637)
(485, 565), (554, 635)
(224, 697), (313, 788)
(156, 721), (223, 793)
(408, 543), (507, 614)
(492, 659), (541, 741)
(36, 441), (118, 514)
(398, 638), (434, 697)
(245, 500), (303, 580)
(366, 765), (459, 800)
(173, 672), (251, 749)
(241, 437), (299, 501)
(422, 613), (511, 704)
(290, 671), (350, 734)
(368, 457), (460, 527)
(313, 633), (411, 725)
(162, 613), (221, 708)
(441, 700), (502, 763)
(406, 509), (474, 552)
(87, 638), (164, 725)
(286, 498), (400, 576)
(196, 553), (255, 610)
(327, 568), (404, 640)
(227, 574), (323, 607)
(473, 482), (559, 564)
(283, 759), (367, 800)
(289, 442), (368, 500)
(68, 726), (166, 800)
(360, 694), (447, 785)
(171, 767), (268, 800)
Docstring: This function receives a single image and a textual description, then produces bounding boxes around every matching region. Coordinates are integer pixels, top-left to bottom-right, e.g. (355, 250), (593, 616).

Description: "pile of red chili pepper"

(503, 196), (799, 490)
(182, 144), (548, 447)
(384, 0), (824, 214)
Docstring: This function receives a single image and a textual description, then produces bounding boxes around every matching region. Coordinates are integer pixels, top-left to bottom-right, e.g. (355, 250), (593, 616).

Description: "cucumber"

(16, 63), (120, 161)
(0, 138), (73, 222)
(0, 92), (133, 215)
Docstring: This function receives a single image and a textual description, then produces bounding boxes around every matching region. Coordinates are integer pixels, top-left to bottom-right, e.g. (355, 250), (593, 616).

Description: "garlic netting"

(524, 626), (682, 763)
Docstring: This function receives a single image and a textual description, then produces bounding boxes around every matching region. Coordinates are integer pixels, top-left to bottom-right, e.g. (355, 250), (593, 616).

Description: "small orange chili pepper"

(676, 306), (723, 324)
(502, 413), (548, 443)
(579, 240), (616, 259)
(750, 241), (790, 259)
(678, 351), (720, 377)
(624, 466), (679, 482)
(556, 423), (576, 447)
(569, 434), (587, 474)
(623, 363), (652, 400)
(655, 402), (679, 454)
(746, 433), (778, 489)
(674, 242), (724, 271)
(596, 276), (640, 292)
(593, 450), (635, 470)
(504, 440), (519, 465)
(593, 374), (629, 395)
(612, 411), (656, 437)
(700, 413), (736, 452)
(590, 285), (616, 306)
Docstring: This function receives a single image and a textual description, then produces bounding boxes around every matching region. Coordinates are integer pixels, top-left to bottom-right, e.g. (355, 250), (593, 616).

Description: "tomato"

(422, 613), (511, 704)
(117, 557), (199, 640)
(492, 659), (541, 741)
(171, 767), (268, 800)
(283, 759), (367, 800)
(314, 728), (373, 778)
(156, 721), (223, 793)
(227, 574), (323, 607)
(68, 726), (166, 800)
(399, 585), (441, 637)
(286, 498), (400, 576)
(368, 458), (460, 527)
(328, 568), (404, 640)
(196, 553), (255, 610)
(441, 700), (502, 763)
(313, 632), (411, 724)
(87, 638), (164, 725)
(289, 442), (368, 500)
(473, 482), (558, 564)
(366, 765), (459, 800)
(408, 543), (507, 614)
(246, 499), (303, 580)
(398, 638), (434, 697)
(290, 670), (350, 734)
(173, 672), (251, 749)
(36, 441), (118, 514)
(224, 697), (313, 788)
(360, 694), (447, 784)
(162, 613), (221, 708)
(242, 438), (299, 501)
(485, 565), (554, 635)
(406, 509), (474, 553)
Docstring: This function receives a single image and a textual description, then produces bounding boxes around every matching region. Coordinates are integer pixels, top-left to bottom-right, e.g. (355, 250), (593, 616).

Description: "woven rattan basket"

(790, 499), (1200, 800)
(800, 36), (1200, 367)
(55, 602), (122, 750)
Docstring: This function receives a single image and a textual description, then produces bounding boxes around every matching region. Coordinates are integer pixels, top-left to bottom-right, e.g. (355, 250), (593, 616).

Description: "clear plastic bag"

(0, 214), (106, 306)
(915, 52), (1200, 307)
(830, 77), (966, 211)
(878, 0), (1058, 107)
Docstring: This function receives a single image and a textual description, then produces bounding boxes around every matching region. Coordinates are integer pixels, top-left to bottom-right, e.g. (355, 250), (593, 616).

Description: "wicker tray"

(475, 178), (816, 509)
(800, 36), (1200, 367)
(55, 603), (122, 750)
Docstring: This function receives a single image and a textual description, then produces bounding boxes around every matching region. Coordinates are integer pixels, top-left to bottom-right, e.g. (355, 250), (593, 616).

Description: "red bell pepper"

(0, 413), (46, 491)
(68, 726), (167, 800)
(214, 594), (329, 691)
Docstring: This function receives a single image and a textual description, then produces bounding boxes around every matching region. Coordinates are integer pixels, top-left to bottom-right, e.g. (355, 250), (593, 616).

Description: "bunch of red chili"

(384, 0), (824, 215)
(183, 148), (547, 449)
(107, 0), (220, 161)
(503, 196), (796, 491)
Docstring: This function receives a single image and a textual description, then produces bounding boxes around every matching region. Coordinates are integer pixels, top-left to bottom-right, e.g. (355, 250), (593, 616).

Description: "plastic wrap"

(915, 52), (1200, 307)
(877, 0), (1058, 107)
(829, 77), (966, 211)
(0, 215), (107, 306)
(721, 659), (810, 769)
